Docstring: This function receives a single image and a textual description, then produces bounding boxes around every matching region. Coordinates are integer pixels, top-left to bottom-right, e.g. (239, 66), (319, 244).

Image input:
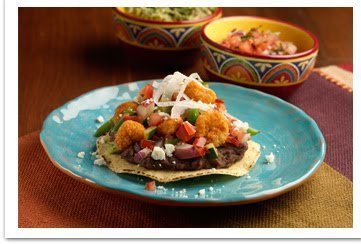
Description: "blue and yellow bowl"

(200, 16), (319, 97)
(113, 7), (222, 51)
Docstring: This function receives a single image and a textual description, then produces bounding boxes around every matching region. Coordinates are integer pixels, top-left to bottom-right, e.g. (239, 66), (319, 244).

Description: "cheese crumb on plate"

(96, 115), (104, 123)
(265, 152), (275, 163)
(77, 151), (85, 159)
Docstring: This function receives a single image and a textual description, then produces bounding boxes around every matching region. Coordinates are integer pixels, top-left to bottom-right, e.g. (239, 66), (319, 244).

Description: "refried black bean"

(118, 143), (248, 171)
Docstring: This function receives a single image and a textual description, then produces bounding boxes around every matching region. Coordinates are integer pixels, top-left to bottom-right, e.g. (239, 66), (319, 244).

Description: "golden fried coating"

(115, 120), (145, 150)
(184, 81), (217, 104)
(113, 101), (138, 123)
(195, 110), (229, 147)
(157, 118), (182, 136)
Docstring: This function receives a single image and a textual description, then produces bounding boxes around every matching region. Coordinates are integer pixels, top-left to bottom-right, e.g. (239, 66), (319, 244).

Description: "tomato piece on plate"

(123, 114), (141, 123)
(139, 84), (153, 100)
(140, 139), (155, 150)
(148, 113), (164, 126)
(227, 129), (246, 147)
(176, 121), (196, 142)
(215, 99), (226, 112)
(145, 181), (156, 191)
(193, 137), (207, 148)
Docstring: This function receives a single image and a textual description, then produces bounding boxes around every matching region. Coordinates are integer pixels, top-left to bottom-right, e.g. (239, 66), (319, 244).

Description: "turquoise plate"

(40, 81), (326, 206)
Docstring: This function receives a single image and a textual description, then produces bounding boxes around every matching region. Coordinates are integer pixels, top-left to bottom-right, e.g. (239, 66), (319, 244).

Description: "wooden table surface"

(19, 7), (352, 136)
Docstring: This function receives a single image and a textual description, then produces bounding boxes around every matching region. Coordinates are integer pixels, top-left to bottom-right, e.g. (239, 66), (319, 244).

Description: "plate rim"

(40, 81), (326, 206)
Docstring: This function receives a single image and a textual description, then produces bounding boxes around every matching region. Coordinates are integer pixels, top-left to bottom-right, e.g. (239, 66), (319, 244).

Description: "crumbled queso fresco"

(77, 151), (85, 159)
(164, 144), (175, 157)
(94, 157), (107, 166)
(198, 189), (206, 197)
(96, 115), (104, 123)
(265, 152), (275, 163)
(151, 146), (166, 160)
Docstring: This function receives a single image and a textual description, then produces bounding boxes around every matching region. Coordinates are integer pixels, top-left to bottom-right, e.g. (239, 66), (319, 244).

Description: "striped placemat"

(18, 65), (353, 228)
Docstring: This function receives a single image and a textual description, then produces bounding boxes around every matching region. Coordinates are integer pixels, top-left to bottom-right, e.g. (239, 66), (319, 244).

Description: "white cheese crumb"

(209, 187), (214, 192)
(77, 151), (85, 159)
(172, 161), (176, 165)
(91, 151), (97, 156)
(96, 115), (104, 123)
(157, 186), (166, 191)
(99, 137), (105, 144)
(164, 144), (175, 157)
(151, 146), (166, 160)
(198, 189), (206, 197)
(232, 120), (249, 132)
(265, 152), (275, 163)
(178, 188), (187, 198)
(94, 158), (106, 166)
(211, 168), (216, 171)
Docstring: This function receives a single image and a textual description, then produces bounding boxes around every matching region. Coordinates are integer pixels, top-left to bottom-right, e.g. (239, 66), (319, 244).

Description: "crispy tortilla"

(97, 138), (260, 183)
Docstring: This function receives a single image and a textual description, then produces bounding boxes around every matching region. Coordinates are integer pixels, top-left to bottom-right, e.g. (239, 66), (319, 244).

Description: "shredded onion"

(151, 71), (216, 118)
(170, 100), (214, 118)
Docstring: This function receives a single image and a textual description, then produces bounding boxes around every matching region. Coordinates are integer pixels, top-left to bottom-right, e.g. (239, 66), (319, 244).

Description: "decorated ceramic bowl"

(112, 7), (222, 50)
(200, 16), (319, 97)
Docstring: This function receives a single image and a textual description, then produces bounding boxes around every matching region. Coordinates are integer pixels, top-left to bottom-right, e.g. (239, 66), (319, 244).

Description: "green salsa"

(123, 7), (216, 21)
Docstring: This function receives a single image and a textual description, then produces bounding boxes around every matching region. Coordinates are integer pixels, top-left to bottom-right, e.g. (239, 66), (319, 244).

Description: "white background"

(1, 0), (360, 241)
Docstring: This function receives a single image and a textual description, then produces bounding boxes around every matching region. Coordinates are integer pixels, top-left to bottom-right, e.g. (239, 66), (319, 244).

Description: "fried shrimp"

(157, 118), (182, 136)
(184, 81), (217, 104)
(195, 110), (229, 147)
(115, 120), (145, 150)
(113, 101), (138, 123)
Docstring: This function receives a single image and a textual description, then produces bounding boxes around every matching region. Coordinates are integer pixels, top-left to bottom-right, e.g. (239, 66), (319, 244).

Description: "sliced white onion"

(171, 100), (214, 118)
(153, 71), (205, 106)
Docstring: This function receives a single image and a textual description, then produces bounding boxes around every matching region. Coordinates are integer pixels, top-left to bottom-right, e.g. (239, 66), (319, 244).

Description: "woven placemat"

(18, 67), (353, 228)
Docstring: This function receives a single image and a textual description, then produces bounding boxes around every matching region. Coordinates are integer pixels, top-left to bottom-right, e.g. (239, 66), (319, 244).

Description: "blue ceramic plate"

(40, 81), (326, 206)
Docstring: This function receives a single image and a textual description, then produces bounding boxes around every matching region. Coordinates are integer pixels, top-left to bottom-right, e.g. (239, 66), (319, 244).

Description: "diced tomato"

(195, 146), (207, 157)
(139, 84), (153, 100)
(193, 137), (207, 148)
(123, 114), (141, 123)
(215, 99), (226, 112)
(227, 134), (242, 147)
(148, 113), (164, 126)
(140, 139), (155, 150)
(145, 181), (156, 191)
(239, 40), (254, 54)
(226, 129), (246, 147)
(176, 121), (196, 142)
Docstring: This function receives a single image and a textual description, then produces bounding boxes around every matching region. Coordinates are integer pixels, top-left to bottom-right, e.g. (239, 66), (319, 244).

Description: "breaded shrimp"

(157, 118), (182, 136)
(184, 81), (217, 104)
(195, 110), (229, 147)
(113, 101), (138, 123)
(115, 120), (145, 150)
